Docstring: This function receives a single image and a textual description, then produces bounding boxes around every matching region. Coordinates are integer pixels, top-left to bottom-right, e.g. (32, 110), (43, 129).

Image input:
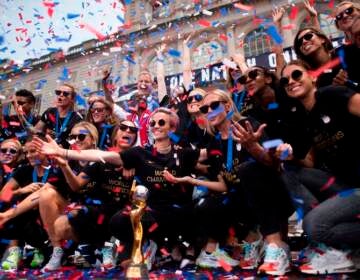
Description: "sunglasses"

(280, 69), (304, 87)
(187, 94), (204, 104)
(68, 133), (87, 142)
(199, 101), (224, 114)
(296, 32), (315, 46)
(119, 123), (138, 133)
(55, 90), (71, 97)
(238, 69), (263, 85)
(90, 107), (106, 113)
(1, 148), (18, 155)
(149, 119), (166, 127)
(335, 7), (355, 22)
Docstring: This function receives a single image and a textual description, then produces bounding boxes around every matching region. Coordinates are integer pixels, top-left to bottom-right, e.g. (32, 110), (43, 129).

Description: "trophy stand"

(125, 181), (150, 280)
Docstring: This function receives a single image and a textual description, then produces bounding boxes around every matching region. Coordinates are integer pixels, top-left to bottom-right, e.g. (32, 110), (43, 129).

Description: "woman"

(0, 139), (23, 187)
(334, 1), (360, 41)
(34, 83), (83, 148)
(293, 27), (341, 88)
(86, 98), (117, 150)
(197, 89), (293, 276)
(49, 120), (138, 270)
(279, 60), (360, 274)
(0, 137), (52, 270)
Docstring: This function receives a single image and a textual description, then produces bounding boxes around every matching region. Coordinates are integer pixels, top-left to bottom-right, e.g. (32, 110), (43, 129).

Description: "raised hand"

(102, 67), (112, 81)
(232, 120), (267, 146)
(303, 0), (317, 17)
(33, 135), (63, 157)
(272, 7), (285, 23)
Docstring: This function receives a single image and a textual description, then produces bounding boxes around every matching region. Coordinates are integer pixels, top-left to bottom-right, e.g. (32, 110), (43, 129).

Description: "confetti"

(262, 139), (284, 150)
(234, 3), (254, 11)
(265, 25), (283, 45)
(168, 49), (181, 58)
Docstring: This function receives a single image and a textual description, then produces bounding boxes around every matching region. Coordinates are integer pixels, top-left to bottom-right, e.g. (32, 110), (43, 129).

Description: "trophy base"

(125, 263), (149, 279)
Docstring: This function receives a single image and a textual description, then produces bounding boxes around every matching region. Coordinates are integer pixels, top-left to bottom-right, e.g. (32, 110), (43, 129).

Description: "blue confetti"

(0, 35), (4, 45)
(262, 139), (284, 150)
(267, 102), (279, 110)
(168, 132), (180, 143)
(168, 49), (181, 58)
(265, 25), (283, 44)
(338, 188), (356, 198)
(67, 13), (80, 19)
(117, 15), (125, 24)
(125, 55), (136, 65)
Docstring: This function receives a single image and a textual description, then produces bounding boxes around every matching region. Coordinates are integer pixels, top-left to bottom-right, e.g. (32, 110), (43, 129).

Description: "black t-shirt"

(120, 145), (200, 208)
(306, 86), (360, 185)
(2, 114), (40, 144)
(40, 107), (83, 148)
(82, 162), (132, 207)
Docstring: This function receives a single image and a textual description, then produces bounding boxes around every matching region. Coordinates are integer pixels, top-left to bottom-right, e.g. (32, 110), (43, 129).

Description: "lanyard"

(55, 110), (72, 138)
(226, 127), (233, 172)
(32, 166), (50, 184)
(99, 124), (112, 149)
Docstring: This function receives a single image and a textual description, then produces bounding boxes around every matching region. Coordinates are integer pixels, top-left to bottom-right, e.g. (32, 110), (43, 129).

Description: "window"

(243, 27), (273, 57)
(191, 40), (224, 69)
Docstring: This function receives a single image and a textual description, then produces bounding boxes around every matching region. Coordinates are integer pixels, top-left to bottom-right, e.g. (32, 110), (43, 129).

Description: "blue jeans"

(303, 189), (360, 249)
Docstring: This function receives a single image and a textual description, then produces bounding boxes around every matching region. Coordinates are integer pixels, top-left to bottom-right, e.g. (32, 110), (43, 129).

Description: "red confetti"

(328, 0), (335, 9)
(209, 149), (223, 156)
(309, 58), (341, 78)
(197, 19), (211, 27)
(116, 244), (125, 253)
(3, 164), (13, 174)
(9, 121), (21, 126)
(47, 8), (54, 17)
(97, 214), (105, 224)
(160, 248), (170, 256)
(47, 177), (59, 183)
(48, 113), (56, 123)
(148, 222), (158, 233)
(320, 176), (336, 192)
(113, 187), (121, 193)
(0, 188), (13, 202)
(18, 13), (23, 20)
(219, 34), (228, 41)
(282, 24), (296, 30)
(289, 6), (298, 20)
(218, 258), (232, 272)
(80, 23), (106, 41)
(154, 183), (161, 189)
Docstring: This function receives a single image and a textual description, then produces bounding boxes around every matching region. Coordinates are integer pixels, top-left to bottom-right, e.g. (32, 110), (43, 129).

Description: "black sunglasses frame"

(90, 107), (106, 114)
(296, 32), (315, 46)
(280, 70), (304, 87)
(238, 69), (263, 85)
(68, 133), (87, 142)
(199, 101), (223, 114)
(149, 119), (166, 128)
(335, 7), (355, 22)
(55, 90), (71, 97)
(187, 94), (204, 104)
(119, 124), (138, 133)
(0, 148), (18, 155)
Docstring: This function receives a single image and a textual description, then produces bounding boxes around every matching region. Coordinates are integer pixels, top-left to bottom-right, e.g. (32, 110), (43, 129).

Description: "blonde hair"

(71, 121), (99, 148)
(61, 83), (77, 99)
(202, 88), (243, 136)
(189, 88), (206, 97)
(1, 139), (23, 164)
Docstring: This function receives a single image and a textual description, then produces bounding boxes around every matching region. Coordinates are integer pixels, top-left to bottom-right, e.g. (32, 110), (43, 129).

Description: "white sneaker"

(196, 243), (239, 268)
(300, 246), (356, 274)
(101, 241), (116, 270)
(258, 243), (290, 276)
(296, 242), (327, 264)
(1, 246), (21, 271)
(142, 239), (157, 271)
(240, 238), (265, 269)
(41, 247), (63, 272)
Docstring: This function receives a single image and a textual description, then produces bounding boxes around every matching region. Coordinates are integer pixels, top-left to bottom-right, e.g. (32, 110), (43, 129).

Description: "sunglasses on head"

(280, 69), (304, 87)
(55, 90), (71, 97)
(1, 148), (18, 155)
(90, 107), (106, 113)
(68, 133), (87, 142)
(119, 123), (138, 133)
(187, 94), (204, 104)
(238, 69), (263, 85)
(297, 32), (315, 46)
(149, 119), (166, 127)
(199, 101), (223, 114)
(335, 7), (355, 22)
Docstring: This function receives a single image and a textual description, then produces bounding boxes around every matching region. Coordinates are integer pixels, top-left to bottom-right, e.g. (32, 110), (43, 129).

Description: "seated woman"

(0, 139), (24, 187)
(279, 60), (360, 275)
(0, 136), (53, 270)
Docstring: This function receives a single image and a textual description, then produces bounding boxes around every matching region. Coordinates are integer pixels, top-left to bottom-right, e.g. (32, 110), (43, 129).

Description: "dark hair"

(293, 27), (334, 67)
(15, 89), (35, 104)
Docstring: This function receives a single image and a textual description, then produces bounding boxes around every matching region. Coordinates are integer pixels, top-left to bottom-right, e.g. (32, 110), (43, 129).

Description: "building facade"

(0, 0), (342, 114)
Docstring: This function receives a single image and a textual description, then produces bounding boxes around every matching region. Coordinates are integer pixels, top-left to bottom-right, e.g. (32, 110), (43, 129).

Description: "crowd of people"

(0, 0), (359, 276)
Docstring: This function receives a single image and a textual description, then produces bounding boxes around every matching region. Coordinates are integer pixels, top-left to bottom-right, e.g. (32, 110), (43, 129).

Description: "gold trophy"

(125, 181), (150, 280)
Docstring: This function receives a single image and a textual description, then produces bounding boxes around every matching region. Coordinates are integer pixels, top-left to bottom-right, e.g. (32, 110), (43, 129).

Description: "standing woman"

(86, 98), (117, 150)
(334, 1), (360, 41)
(34, 83), (83, 148)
